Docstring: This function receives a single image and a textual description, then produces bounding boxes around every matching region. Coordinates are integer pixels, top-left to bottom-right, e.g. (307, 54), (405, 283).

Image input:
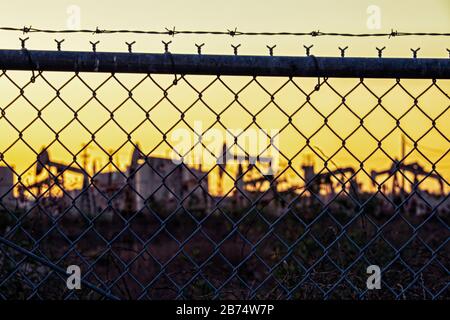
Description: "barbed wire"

(1, 26), (449, 38)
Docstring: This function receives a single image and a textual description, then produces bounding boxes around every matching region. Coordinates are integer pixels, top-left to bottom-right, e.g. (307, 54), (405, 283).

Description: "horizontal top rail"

(0, 49), (449, 78)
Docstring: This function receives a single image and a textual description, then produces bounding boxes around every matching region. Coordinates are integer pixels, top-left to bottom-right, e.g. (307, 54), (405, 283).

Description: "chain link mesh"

(0, 52), (448, 300)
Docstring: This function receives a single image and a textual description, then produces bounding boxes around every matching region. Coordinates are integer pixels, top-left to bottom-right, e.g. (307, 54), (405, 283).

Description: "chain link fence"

(0, 45), (448, 300)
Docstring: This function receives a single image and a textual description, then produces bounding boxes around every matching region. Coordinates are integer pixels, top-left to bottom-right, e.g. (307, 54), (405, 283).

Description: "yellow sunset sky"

(0, 0), (448, 195)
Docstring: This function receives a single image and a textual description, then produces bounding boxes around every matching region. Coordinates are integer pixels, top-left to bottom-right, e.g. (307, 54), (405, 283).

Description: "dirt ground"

(0, 193), (448, 300)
